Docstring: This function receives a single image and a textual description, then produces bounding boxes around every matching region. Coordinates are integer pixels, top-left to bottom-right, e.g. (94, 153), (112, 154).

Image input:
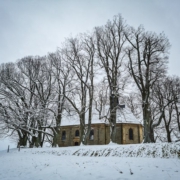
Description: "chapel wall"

(57, 123), (143, 147)
(122, 124), (143, 144)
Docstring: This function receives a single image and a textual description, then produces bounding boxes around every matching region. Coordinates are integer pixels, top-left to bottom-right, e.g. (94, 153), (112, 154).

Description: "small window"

(129, 128), (133, 140)
(75, 130), (79, 137)
(62, 131), (66, 141)
(89, 129), (94, 140)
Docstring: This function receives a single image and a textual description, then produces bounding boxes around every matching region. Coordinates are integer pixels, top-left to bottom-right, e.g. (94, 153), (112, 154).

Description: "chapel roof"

(60, 105), (142, 126)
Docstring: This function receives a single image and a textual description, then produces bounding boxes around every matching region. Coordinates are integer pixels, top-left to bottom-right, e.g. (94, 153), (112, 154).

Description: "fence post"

(7, 145), (9, 153)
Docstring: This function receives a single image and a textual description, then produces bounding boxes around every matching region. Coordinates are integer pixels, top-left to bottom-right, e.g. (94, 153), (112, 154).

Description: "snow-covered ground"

(0, 143), (180, 180)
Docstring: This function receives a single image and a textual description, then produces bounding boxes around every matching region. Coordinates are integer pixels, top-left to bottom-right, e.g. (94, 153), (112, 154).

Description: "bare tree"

(47, 51), (73, 146)
(0, 62), (32, 147)
(152, 76), (180, 142)
(0, 57), (55, 148)
(17, 56), (51, 147)
(95, 14), (127, 142)
(125, 26), (170, 142)
(94, 79), (109, 120)
(61, 32), (96, 144)
(124, 92), (142, 119)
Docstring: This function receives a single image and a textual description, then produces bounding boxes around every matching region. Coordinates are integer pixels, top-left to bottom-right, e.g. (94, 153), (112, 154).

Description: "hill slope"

(0, 143), (180, 180)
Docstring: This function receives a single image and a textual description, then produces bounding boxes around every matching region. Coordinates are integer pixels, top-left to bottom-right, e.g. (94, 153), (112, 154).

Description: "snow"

(0, 143), (180, 180)
(61, 105), (141, 126)
(0, 137), (16, 151)
(116, 108), (142, 124)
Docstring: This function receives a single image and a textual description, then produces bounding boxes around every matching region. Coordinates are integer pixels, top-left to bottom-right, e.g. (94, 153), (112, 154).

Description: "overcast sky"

(0, 0), (180, 150)
(0, 0), (180, 75)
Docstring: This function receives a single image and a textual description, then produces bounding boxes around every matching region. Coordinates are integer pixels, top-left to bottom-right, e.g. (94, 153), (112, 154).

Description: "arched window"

(89, 129), (94, 140)
(129, 128), (133, 140)
(75, 130), (79, 137)
(62, 131), (66, 141)
(74, 142), (79, 146)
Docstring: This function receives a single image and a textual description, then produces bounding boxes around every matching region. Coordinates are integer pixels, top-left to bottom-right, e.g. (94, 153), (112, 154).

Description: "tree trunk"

(52, 127), (60, 147)
(17, 130), (28, 147)
(110, 95), (117, 142)
(143, 104), (152, 143)
(30, 136), (40, 148)
(166, 126), (172, 142)
(80, 123), (84, 145)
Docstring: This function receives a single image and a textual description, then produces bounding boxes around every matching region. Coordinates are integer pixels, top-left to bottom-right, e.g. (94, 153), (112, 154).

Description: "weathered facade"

(58, 123), (143, 147)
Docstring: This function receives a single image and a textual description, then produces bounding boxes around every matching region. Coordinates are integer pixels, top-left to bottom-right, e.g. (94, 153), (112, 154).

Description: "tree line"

(0, 14), (179, 147)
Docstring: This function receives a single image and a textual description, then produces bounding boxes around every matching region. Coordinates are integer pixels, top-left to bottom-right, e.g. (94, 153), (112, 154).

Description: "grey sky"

(0, 0), (180, 150)
(0, 0), (180, 75)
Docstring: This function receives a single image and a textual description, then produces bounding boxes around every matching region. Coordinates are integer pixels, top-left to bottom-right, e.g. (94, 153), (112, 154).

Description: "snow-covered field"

(0, 143), (180, 180)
